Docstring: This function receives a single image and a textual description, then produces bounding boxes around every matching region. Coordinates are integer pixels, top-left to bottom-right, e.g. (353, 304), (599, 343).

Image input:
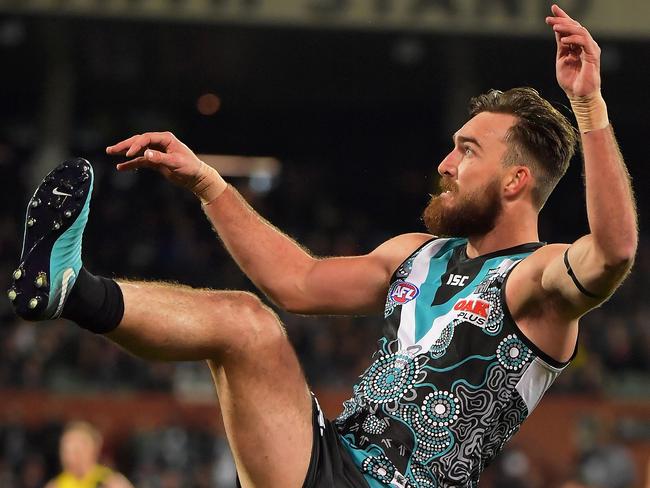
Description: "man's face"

(423, 112), (516, 238)
(60, 429), (99, 477)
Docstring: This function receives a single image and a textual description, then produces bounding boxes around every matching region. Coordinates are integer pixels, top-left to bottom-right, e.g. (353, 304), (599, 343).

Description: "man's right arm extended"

(107, 131), (432, 315)
(202, 183), (431, 315)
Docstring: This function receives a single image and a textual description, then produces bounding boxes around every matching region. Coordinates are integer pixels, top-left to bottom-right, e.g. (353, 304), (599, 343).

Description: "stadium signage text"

(2, 0), (649, 37)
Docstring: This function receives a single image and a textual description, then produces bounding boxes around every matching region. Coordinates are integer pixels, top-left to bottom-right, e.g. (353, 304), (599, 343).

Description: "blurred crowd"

(0, 420), (237, 488)
(0, 419), (643, 488)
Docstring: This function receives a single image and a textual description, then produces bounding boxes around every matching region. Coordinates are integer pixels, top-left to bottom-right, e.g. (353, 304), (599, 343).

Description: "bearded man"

(9, 5), (637, 488)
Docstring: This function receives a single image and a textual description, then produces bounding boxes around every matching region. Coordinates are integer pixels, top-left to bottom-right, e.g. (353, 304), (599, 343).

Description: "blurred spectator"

(576, 444), (637, 488)
(0, 420), (60, 488)
(560, 481), (591, 488)
(490, 447), (541, 488)
(45, 421), (133, 488)
(562, 414), (641, 488)
(125, 426), (236, 488)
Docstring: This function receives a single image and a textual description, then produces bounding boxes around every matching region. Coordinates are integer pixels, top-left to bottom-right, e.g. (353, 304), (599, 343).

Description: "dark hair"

(469, 87), (578, 209)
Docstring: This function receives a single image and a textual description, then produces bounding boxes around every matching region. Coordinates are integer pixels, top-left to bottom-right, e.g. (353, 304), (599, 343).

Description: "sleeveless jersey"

(335, 238), (574, 487)
(51, 465), (114, 488)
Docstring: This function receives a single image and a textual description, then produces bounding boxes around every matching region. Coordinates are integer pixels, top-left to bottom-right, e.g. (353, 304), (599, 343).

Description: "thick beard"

(423, 177), (503, 238)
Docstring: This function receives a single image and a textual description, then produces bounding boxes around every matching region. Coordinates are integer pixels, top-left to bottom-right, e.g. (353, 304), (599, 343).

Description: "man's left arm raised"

(541, 4), (638, 314)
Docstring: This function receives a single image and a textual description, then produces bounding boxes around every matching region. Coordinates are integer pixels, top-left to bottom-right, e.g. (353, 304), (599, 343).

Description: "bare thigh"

(207, 310), (313, 488)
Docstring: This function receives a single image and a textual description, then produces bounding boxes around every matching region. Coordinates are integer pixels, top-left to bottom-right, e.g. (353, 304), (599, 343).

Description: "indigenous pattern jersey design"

(335, 238), (573, 487)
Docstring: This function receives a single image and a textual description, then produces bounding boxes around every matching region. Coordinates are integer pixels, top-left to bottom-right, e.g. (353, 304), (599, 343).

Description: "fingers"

(559, 35), (587, 47)
(546, 6), (583, 55)
(551, 22), (600, 56)
(551, 4), (571, 20)
(124, 134), (152, 158)
(545, 13), (581, 28)
(125, 132), (174, 157)
(546, 7), (599, 58)
(106, 131), (175, 157)
(115, 150), (176, 172)
(115, 157), (154, 172)
(106, 135), (140, 155)
(553, 30), (562, 54)
(142, 148), (176, 165)
(551, 21), (586, 34)
(545, 16), (577, 27)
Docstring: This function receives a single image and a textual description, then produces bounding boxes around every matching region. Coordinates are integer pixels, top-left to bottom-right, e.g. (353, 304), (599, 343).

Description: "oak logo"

(389, 281), (420, 304)
(453, 298), (490, 327)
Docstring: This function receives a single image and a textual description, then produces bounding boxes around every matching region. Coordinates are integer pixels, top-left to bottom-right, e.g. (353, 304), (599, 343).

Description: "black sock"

(62, 267), (124, 334)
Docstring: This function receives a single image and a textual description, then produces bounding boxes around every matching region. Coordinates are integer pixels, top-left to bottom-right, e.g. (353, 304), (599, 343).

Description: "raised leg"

(108, 282), (313, 488)
(9, 159), (312, 486)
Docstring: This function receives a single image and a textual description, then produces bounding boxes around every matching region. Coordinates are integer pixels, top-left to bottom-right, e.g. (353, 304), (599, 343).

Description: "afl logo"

(389, 281), (420, 304)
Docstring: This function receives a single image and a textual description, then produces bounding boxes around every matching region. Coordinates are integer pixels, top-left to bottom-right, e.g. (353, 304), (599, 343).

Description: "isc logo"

(446, 274), (470, 287)
(389, 281), (420, 304)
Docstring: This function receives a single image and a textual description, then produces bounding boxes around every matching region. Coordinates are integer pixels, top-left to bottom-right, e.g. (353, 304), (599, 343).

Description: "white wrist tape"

(568, 91), (609, 133)
(193, 163), (228, 205)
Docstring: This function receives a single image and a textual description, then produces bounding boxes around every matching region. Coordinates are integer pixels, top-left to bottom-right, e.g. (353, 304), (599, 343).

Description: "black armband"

(563, 249), (600, 299)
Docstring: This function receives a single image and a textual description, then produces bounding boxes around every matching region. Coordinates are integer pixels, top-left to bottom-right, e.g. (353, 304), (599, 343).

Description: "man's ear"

(503, 165), (532, 200)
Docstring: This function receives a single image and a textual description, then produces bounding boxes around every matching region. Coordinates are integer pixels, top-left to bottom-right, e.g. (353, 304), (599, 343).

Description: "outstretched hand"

(106, 131), (226, 203)
(545, 4), (601, 97)
(107, 131), (203, 188)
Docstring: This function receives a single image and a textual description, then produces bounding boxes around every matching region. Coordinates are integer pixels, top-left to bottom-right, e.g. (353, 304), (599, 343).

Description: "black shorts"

(236, 394), (368, 487)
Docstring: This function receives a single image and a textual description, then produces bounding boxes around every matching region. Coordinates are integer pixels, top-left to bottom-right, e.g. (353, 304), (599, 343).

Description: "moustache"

(437, 178), (458, 195)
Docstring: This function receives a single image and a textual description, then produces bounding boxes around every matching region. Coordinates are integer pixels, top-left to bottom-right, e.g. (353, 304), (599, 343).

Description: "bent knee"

(210, 291), (287, 354)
